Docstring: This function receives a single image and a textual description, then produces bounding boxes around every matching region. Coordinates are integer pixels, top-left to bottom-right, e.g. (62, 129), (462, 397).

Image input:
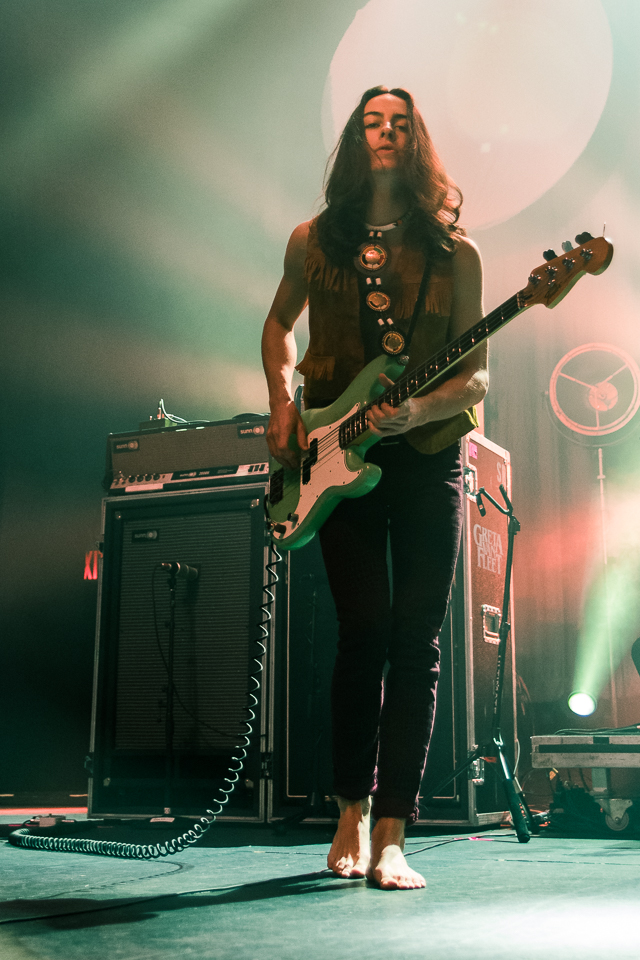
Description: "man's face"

(363, 94), (409, 171)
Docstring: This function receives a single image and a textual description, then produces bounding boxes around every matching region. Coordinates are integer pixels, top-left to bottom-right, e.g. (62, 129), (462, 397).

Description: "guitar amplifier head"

(104, 415), (270, 494)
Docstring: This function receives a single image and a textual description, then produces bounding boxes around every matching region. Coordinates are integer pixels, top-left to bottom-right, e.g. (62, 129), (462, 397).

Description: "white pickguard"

(274, 404), (365, 541)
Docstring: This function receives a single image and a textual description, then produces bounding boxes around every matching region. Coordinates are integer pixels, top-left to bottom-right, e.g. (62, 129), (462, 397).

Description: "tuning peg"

(575, 231), (594, 244)
(543, 249), (557, 261)
(561, 241), (574, 253)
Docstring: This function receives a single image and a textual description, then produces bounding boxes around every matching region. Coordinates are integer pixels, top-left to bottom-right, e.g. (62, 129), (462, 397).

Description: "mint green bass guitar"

(265, 235), (613, 550)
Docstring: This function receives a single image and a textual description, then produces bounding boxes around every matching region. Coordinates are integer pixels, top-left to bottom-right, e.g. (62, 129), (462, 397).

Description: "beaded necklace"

(363, 209), (412, 233)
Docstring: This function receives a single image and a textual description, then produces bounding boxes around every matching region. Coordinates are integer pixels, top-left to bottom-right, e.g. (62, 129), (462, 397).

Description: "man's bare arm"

(261, 221), (310, 468)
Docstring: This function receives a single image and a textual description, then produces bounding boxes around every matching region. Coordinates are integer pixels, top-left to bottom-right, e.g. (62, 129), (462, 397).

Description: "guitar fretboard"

(338, 291), (527, 448)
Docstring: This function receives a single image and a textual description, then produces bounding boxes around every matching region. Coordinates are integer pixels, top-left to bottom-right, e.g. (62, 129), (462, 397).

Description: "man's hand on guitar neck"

(266, 400), (309, 471)
(366, 373), (423, 436)
(366, 365), (488, 437)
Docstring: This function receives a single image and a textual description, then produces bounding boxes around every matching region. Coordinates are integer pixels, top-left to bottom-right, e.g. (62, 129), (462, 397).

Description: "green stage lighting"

(568, 692), (597, 716)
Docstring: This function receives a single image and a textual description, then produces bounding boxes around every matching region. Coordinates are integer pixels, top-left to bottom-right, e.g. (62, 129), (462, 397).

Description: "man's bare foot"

(367, 817), (426, 890)
(327, 796), (371, 878)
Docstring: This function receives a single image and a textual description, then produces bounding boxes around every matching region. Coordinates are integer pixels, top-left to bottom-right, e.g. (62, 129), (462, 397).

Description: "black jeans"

(318, 436), (463, 823)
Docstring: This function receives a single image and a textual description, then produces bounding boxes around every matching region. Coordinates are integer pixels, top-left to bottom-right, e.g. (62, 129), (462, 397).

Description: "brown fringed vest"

(295, 219), (478, 455)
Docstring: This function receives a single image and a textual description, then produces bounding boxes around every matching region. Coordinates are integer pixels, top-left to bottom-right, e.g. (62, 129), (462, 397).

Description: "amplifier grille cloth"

(115, 510), (254, 752)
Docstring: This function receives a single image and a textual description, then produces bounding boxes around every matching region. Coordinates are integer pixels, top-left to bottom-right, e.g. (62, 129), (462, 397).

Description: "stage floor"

(2, 815), (640, 960)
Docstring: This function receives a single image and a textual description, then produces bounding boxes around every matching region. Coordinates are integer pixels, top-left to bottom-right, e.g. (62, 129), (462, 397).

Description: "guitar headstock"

(519, 233), (614, 310)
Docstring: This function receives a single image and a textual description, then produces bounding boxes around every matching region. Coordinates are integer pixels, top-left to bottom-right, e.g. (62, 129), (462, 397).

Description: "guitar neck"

(340, 289), (528, 446)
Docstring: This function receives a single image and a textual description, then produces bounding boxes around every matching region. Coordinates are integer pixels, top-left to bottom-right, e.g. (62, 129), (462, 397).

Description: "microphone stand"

(422, 484), (536, 843)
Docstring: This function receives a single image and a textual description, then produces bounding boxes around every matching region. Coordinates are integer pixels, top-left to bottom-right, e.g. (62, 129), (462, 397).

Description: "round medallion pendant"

(380, 329), (406, 356)
(366, 290), (391, 312)
(358, 243), (387, 272)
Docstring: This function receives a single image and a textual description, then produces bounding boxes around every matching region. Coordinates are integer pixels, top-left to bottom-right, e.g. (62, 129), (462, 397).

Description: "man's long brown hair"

(316, 86), (463, 266)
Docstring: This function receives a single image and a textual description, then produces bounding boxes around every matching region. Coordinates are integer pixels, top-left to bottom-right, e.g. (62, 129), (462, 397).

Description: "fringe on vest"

(303, 218), (453, 316)
(295, 351), (335, 381)
(303, 250), (351, 293)
(396, 271), (453, 320)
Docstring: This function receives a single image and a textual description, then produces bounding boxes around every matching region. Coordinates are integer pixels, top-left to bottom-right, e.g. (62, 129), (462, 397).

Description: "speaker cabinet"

(271, 432), (517, 827)
(89, 483), (279, 821)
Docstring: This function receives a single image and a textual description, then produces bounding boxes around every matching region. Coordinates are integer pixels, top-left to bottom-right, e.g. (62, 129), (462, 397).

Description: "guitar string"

(314, 244), (601, 464)
(273, 294), (522, 498)
(304, 294), (521, 468)
(272, 321), (510, 506)
(273, 245), (606, 515)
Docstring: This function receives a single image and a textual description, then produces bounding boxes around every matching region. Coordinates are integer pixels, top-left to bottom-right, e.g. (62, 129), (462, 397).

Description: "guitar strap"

(403, 256), (433, 353)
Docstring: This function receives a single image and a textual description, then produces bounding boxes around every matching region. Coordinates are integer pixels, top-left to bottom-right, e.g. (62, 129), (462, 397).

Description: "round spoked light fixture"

(548, 342), (640, 438)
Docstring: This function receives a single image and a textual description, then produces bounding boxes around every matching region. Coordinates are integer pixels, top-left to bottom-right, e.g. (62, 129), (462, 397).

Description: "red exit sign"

(84, 550), (102, 581)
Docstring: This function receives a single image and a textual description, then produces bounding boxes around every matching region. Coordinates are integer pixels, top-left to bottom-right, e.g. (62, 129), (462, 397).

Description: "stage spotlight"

(568, 692), (597, 716)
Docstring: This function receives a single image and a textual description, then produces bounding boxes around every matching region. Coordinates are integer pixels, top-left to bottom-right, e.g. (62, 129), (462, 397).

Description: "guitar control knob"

(543, 249), (558, 262)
